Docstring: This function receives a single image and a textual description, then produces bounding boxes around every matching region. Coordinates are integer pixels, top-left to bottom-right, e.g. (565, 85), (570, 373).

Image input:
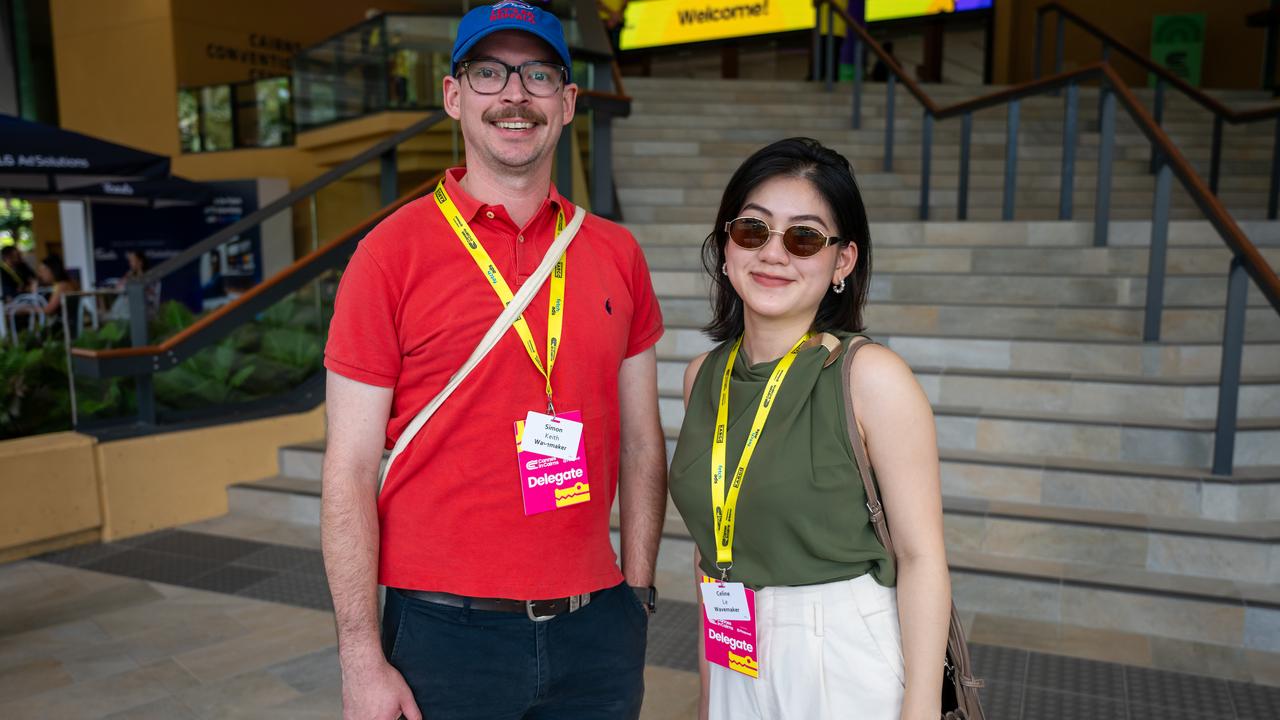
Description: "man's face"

(444, 30), (578, 175)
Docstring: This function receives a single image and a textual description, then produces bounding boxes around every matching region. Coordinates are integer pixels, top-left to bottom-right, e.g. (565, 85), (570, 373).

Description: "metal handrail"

(814, 0), (1280, 475)
(71, 169), (446, 366)
(1034, 3), (1280, 200)
(1035, 3), (1280, 123)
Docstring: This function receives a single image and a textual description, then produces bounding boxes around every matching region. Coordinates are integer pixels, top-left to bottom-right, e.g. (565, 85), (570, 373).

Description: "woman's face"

(127, 252), (143, 271)
(36, 263), (54, 284)
(724, 175), (856, 327)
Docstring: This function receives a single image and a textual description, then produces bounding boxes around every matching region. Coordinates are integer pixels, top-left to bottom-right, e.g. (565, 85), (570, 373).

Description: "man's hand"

(341, 648), (422, 720)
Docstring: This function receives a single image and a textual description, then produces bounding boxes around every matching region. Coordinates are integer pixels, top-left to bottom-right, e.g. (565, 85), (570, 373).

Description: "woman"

(668, 137), (951, 720)
(36, 253), (79, 319)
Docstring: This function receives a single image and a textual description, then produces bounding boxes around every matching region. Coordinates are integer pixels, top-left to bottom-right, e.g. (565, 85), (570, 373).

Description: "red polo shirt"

(324, 168), (664, 599)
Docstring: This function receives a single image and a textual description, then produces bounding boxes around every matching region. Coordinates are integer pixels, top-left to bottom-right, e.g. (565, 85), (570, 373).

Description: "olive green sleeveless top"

(668, 331), (895, 589)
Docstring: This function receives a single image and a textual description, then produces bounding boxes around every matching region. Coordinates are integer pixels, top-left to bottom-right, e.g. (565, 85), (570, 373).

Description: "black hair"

(701, 137), (872, 342)
(1, 245), (18, 259)
(42, 253), (69, 283)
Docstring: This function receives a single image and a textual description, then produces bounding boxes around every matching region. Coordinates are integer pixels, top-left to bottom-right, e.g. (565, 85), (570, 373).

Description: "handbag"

(377, 203), (587, 493)
(839, 336), (986, 720)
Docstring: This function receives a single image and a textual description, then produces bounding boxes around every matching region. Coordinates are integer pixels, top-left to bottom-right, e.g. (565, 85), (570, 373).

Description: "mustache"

(483, 107), (547, 125)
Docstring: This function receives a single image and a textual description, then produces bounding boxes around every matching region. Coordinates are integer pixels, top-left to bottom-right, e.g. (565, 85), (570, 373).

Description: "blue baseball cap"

(452, 2), (573, 82)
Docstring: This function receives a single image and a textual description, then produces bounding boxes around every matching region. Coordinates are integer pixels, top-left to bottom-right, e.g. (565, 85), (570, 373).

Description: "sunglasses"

(724, 217), (842, 258)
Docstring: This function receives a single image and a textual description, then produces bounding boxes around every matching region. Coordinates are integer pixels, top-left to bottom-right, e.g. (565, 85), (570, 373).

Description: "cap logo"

(490, 0), (537, 23)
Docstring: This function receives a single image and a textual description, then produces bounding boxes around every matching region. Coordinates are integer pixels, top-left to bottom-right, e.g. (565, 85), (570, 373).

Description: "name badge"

(514, 410), (590, 515)
(700, 576), (758, 678)
(700, 580), (751, 621)
(521, 411), (583, 461)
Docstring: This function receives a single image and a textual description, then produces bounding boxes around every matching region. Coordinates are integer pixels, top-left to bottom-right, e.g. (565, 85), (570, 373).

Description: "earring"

(832, 278), (846, 294)
(721, 263), (728, 276)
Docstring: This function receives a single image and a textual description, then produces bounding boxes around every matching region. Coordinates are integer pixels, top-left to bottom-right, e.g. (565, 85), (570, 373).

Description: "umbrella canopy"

(0, 114), (170, 195)
(23, 176), (214, 208)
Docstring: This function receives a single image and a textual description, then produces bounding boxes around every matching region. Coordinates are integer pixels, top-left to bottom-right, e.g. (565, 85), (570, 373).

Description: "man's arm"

(321, 371), (420, 720)
(616, 346), (667, 590)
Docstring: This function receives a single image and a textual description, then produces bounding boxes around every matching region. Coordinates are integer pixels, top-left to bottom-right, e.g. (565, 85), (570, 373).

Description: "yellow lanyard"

(434, 180), (567, 412)
(711, 333), (811, 578)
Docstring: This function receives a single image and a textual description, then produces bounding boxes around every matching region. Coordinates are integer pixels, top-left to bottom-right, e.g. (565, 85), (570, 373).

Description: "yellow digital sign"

(866, 0), (992, 23)
(619, 0), (816, 51)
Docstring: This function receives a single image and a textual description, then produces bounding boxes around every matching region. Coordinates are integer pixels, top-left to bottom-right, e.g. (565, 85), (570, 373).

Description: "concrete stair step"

(612, 139), (1280, 163)
(650, 269), (1276, 308)
(617, 167), (1277, 193)
(654, 327), (1280, 377)
(658, 395), (1280, 467)
(939, 495), (1279, 585)
(629, 221), (1280, 248)
(657, 296), (1280, 342)
(615, 119), (1278, 149)
(227, 474), (321, 524)
(622, 204), (1276, 223)
(622, 185), (1272, 210)
(653, 358), (1279, 420)
(640, 242), (1280, 275)
(937, 449), (1280, 523)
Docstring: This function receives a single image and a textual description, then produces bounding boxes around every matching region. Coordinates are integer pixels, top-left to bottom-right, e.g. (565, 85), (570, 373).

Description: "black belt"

(394, 588), (602, 622)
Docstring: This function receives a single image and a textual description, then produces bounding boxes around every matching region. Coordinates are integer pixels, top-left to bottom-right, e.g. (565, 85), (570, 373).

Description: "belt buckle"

(526, 599), (556, 622)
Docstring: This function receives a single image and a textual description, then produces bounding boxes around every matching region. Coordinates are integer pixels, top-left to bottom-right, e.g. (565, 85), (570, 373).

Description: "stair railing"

(1034, 2), (1280, 215)
(813, 0), (1280, 475)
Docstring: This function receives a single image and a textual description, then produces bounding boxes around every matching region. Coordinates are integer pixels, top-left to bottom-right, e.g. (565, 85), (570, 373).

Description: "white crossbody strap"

(378, 204), (587, 493)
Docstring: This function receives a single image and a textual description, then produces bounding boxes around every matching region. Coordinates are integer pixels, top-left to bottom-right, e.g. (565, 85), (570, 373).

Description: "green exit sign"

(1151, 13), (1205, 87)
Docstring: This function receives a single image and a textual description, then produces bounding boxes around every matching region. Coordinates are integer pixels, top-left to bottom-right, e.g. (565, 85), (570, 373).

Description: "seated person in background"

(37, 253), (80, 320)
(1, 245), (36, 300)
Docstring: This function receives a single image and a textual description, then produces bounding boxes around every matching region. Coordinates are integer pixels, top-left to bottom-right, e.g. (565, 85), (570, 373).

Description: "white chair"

(6, 292), (48, 338)
(77, 292), (100, 332)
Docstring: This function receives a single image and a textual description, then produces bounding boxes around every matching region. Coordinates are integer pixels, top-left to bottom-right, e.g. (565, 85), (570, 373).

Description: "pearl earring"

(721, 263), (728, 276)
(832, 278), (846, 294)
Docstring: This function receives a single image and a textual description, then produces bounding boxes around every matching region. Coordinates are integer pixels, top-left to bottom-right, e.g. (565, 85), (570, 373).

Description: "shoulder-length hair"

(701, 137), (872, 342)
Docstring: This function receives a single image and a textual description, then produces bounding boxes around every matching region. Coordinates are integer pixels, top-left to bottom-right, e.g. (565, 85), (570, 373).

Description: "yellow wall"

(0, 405), (327, 559)
(51, 0), (181, 155)
(0, 432), (100, 554)
(95, 405), (325, 539)
(170, 0), (423, 86)
(993, 0), (1265, 90)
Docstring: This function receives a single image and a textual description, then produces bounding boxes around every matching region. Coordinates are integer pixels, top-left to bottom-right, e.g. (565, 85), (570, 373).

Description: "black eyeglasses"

(724, 217), (842, 258)
(458, 58), (567, 97)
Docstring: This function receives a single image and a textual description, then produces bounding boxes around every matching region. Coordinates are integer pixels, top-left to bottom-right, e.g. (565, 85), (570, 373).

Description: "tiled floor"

(2, 527), (1277, 719)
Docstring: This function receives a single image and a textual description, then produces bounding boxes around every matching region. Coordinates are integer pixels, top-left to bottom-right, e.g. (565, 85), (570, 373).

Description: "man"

(1, 245), (35, 300)
(321, 3), (667, 720)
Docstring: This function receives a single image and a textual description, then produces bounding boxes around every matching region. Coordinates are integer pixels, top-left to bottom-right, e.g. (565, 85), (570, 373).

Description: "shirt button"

(517, 234), (525, 243)
(485, 211), (495, 219)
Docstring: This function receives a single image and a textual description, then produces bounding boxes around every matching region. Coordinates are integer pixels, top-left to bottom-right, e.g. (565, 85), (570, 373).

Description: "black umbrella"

(0, 114), (170, 195)
(23, 176), (214, 208)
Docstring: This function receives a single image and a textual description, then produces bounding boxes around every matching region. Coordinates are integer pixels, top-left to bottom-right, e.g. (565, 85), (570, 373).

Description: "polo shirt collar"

(443, 167), (567, 224)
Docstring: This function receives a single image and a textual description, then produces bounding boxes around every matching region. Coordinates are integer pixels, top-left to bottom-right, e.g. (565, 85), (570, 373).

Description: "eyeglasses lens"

(783, 225), (828, 257)
(728, 218), (770, 248)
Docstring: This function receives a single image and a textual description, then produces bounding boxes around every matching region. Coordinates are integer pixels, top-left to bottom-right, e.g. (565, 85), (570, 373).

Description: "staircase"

(224, 76), (1280, 676)
(615, 77), (1280, 223)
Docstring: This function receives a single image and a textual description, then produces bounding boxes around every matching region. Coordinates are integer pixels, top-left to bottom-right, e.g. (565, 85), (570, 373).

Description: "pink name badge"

(700, 576), (759, 678)
(514, 410), (590, 515)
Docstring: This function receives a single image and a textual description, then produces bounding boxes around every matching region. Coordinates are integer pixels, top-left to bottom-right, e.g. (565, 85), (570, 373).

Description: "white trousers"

(708, 574), (906, 720)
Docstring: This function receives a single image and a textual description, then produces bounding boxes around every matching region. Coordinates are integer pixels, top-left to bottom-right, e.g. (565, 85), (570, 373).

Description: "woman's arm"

(849, 344), (950, 720)
(43, 282), (66, 315)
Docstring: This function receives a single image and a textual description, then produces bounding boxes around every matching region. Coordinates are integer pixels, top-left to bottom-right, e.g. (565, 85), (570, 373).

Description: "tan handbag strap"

(839, 335), (987, 707)
(839, 336), (896, 559)
(377, 204), (587, 493)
